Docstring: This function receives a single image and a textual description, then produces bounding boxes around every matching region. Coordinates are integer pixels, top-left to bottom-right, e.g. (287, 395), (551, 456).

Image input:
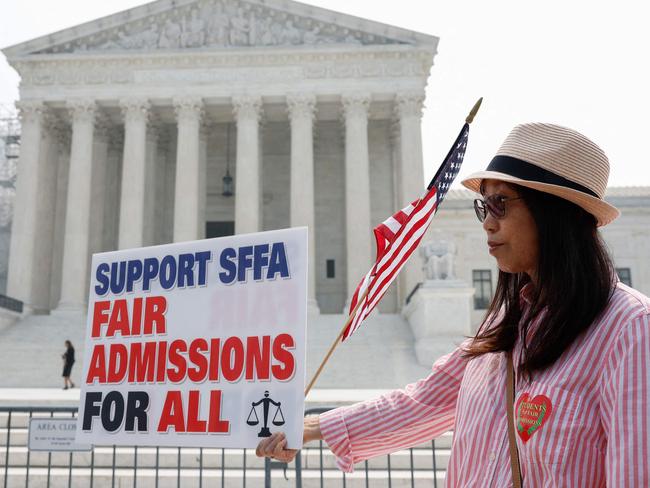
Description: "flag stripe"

(344, 191), (439, 339)
(364, 205), (438, 312)
(348, 195), (427, 316)
(374, 191), (437, 274)
(346, 199), (439, 337)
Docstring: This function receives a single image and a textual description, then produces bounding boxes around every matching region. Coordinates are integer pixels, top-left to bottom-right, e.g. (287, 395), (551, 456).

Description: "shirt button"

(489, 452), (496, 462)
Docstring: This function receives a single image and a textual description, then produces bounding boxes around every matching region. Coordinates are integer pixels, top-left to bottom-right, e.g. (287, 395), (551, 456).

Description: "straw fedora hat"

(461, 122), (620, 226)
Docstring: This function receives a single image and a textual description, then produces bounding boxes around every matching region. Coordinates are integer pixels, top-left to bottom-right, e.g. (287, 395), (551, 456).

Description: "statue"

(281, 20), (302, 45)
(421, 236), (457, 281)
(158, 19), (182, 49)
(303, 26), (321, 44)
(206, 2), (230, 46)
(257, 17), (276, 46)
(181, 9), (205, 48)
(140, 25), (160, 49)
(230, 7), (251, 46)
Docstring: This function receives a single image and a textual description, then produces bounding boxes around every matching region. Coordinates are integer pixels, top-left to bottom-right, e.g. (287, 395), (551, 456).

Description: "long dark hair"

(462, 184), (616, 378)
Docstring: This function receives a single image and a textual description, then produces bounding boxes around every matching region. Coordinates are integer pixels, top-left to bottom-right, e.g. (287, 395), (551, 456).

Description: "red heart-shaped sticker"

(515, 393), (552, 443)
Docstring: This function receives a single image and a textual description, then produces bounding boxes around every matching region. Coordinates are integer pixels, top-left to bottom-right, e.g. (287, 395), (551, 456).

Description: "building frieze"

(13, 49), (432, 89)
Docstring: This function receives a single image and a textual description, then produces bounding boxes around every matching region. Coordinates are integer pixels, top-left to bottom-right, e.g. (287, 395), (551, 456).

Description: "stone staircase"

(0, 311), (432, 390)
(1, 411), (451, 487)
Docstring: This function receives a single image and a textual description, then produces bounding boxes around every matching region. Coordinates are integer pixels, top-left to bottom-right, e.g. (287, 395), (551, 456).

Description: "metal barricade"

(0, 406), (251, 488)
(264, 407), (444, 488)
(1, 405), (446, 487)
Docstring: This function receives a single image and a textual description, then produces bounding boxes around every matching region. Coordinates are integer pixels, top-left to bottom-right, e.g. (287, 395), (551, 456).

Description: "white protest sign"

(76, 227), (307, 448)
(29, 418), (92, 451)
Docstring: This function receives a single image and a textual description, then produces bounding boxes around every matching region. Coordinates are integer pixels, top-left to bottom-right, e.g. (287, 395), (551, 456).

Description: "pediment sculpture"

(39, 0), (404, 54)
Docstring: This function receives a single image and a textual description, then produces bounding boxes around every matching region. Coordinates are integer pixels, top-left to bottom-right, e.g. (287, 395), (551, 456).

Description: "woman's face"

(481, 180), (539, 278)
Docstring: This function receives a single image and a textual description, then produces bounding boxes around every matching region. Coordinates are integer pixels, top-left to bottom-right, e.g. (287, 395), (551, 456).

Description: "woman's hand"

(255, 432), (298, 463)
(255, 415), (323, 463)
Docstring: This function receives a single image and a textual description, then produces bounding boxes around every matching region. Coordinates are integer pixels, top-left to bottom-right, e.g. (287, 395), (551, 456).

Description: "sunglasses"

(473, 195), (523, 222)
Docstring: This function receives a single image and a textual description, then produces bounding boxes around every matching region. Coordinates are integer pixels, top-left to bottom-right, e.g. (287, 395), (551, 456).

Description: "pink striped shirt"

(320, 282), (650, 487)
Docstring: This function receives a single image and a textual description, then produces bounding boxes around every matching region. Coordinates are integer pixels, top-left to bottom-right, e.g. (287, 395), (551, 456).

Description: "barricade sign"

(76, 227), (307, 449)
(29, 418), (92, 451)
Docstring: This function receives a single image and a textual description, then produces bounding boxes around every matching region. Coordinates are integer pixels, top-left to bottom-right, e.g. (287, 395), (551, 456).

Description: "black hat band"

(486, 155), (600, 199)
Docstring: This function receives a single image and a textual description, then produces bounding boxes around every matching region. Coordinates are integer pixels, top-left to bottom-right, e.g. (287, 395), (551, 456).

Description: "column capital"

(232, 95), (262, 122)
(120, 98), (151, 124)
(16, 100), (45, 124)
(67, 99), (97, 124)
(395, 92), (425, 119)
(341, 92), (370, 120)
(173, 96), (204, 122)
(287, 93), (317, 121)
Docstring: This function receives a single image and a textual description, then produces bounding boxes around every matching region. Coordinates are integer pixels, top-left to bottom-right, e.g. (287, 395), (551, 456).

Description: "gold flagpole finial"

(465, 97), (483, 124)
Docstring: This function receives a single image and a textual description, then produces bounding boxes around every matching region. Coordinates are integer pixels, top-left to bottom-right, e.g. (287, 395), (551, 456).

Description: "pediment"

(4, 0), (437, 57)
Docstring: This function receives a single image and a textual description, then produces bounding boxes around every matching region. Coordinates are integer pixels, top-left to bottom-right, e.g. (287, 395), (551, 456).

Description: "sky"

(1, 0), (649, 188)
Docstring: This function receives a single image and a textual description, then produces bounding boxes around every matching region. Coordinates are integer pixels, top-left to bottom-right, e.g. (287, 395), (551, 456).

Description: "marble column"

(233, 95), (262, 235)
(155, 127), (173, 245)
(6, 101), (44, 307)
(118, 98), (150, 249)
(88, 116), (110, 257)
(58, 99), (96, 310)
(102, 128), (124, 252)
(173, 97), (203, 242)
(31, 115), (64, 312)
(287, 93), (319, 314)
(342, 93), (372, 305)
(49, 125), (71, 310)
(389, 119), (407, 305)
(198, 122), (209, 240)
(144, 121), (160, 246)
(395, 92), (426, 303)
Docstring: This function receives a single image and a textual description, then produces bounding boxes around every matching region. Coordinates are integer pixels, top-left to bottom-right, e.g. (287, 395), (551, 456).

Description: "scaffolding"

(0, 105), (19, 294)
(0, 105), (20, 185)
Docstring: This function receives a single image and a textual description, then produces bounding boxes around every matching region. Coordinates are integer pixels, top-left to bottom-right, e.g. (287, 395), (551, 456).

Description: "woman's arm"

(257, 343), (469, 470)
(319, 345), (468, 472)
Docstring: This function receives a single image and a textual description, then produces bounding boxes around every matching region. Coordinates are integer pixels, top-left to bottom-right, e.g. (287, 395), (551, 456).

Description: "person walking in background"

(62, 340), (75, 390)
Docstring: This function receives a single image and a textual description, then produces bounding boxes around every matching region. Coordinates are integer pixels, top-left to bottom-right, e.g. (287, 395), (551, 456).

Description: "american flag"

(342, 123), (470, 341)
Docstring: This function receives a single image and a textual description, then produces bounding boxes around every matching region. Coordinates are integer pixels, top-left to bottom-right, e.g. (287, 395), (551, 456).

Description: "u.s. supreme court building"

(2, 0), (649, 389)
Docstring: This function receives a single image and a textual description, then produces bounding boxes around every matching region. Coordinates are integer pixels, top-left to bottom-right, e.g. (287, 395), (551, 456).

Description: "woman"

(62, 340), (75, 390)
(256, 123), (650, 486)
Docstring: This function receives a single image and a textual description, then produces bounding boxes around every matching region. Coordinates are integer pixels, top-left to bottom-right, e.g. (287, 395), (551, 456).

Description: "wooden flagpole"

(304, 286), (372, 396)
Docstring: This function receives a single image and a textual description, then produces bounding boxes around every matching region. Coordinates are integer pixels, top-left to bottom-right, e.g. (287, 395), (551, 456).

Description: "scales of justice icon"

(247, 391), (285, 437)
